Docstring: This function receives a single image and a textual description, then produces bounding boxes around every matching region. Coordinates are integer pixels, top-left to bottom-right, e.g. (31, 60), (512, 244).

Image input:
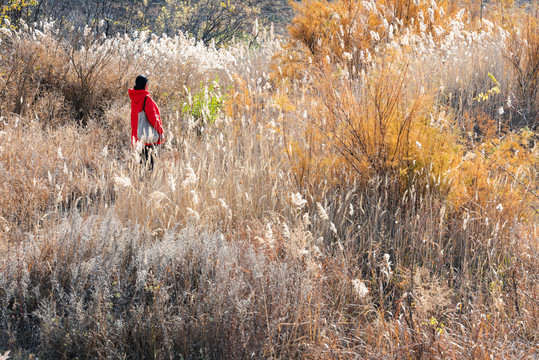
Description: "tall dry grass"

(0, 1), (538, 359)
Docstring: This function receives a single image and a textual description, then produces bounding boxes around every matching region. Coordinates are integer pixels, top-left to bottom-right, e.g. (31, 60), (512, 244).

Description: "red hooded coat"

(129, 88), (164, 146)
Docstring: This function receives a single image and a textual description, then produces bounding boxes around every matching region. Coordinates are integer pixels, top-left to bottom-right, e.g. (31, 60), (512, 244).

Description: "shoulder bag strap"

(142, 96), (148, 111)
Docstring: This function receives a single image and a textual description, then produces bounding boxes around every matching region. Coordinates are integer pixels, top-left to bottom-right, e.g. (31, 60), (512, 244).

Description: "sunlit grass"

(0, 1), (537, 358)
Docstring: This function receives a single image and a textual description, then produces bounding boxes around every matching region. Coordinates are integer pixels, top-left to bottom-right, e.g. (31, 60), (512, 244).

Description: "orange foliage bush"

(281, 0), (454, 78)
(451, 129), (539, 218)
(277, 0), (538, 221)
(305, 60), (434, 179)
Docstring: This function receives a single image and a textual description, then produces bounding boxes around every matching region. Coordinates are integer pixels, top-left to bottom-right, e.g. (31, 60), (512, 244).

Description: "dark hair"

(134, 75), (148, 90)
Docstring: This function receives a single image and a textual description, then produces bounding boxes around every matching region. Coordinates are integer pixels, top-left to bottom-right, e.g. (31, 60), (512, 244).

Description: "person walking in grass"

(129, 75), (164, 171)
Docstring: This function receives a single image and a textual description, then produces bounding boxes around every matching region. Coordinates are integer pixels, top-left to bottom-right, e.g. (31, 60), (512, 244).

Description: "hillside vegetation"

(0, 0), (538, 358)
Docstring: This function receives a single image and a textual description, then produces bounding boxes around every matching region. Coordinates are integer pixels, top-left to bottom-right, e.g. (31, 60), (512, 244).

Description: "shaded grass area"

(0, 1), (538, 358)
(1, 213), (310, 359)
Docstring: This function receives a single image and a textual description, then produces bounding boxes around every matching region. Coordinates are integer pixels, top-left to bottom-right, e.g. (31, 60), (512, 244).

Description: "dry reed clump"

(0, 23), (70, 124)
(505, 11), (539, 128)
(412, 267), (453, 322)
(302, 178), (538, 359)
(0, 1), (538, 359)
(0, 118), (120, 236)
(110, 109), (291, 238)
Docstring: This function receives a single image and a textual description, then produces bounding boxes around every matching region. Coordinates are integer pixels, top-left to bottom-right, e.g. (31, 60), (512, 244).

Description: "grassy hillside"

(0, 0), (537, 358)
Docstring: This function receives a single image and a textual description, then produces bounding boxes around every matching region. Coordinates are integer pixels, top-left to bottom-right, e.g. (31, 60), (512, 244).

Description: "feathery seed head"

(316, 202), (329, 221)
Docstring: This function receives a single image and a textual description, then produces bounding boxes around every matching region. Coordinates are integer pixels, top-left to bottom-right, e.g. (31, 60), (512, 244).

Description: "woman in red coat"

(129, 75), (164, 171)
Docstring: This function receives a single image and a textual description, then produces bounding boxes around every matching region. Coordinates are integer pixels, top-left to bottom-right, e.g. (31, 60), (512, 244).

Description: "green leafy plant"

(182, 80), (226, 130)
